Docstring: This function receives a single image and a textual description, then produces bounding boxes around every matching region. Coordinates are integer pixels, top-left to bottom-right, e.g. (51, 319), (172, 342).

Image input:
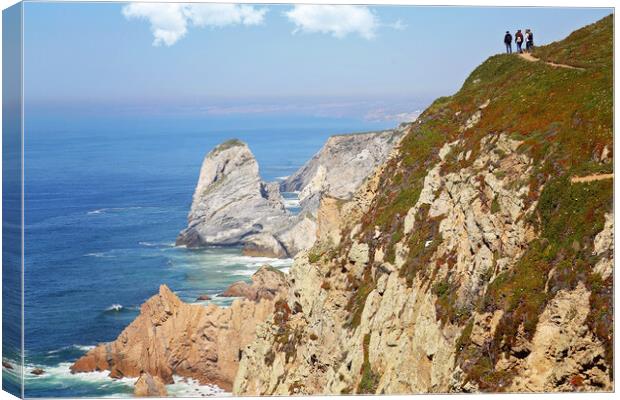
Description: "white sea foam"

(139, 241), (175, 248)
(275, 176), (290, 180)
(106, 304), (124, 312)
(87, 207), (143, 216)
(230, 269), (255, 277)
(184, 253), (293, 270)
(46, 344), (95, 355)
(283, 198), (301, 208)
(167, 376), (228, 397)
(24, 362), (228, 397)
(84, 252), (116, 258)
(87, 209), (105, 215)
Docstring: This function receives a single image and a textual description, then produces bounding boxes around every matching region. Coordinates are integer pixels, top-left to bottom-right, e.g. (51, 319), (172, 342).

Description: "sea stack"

(176, 139), (290, 256)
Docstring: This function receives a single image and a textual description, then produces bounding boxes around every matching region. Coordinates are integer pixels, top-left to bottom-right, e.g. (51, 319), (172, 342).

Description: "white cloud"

(184, 4), (267, 28)
(285, 5), (379, 40)
(122, 3), (268, 46)
(123, 3), (188, 46)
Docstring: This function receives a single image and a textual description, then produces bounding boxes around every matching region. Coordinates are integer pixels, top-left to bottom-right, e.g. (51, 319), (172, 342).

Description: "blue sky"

(23, 3), (612, 123)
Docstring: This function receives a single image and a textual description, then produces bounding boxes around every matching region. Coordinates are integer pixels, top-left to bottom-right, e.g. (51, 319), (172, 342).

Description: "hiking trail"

(570, 173), (613, 184)
(518, 52), (585, 70)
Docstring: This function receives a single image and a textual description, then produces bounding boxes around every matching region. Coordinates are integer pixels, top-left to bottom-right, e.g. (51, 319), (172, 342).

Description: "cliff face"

(234, 16), (613, 394)
(281, 129), (405, 213)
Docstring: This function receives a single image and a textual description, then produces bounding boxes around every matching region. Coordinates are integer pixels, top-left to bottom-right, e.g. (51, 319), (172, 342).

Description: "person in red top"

(515, 29), (524, 53)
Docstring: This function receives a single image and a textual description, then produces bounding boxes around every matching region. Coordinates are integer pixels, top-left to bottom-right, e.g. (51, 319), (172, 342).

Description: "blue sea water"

(4, 114), (393, 397)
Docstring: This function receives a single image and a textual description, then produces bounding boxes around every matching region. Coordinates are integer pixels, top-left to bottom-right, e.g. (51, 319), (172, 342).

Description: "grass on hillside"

(335, 14), (613, 390)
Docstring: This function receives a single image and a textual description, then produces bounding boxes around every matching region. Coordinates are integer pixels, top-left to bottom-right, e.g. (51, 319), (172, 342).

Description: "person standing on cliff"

(504, 31), (513, 53)
(515, 29), (524, 53)
(525, 29), (534, 52)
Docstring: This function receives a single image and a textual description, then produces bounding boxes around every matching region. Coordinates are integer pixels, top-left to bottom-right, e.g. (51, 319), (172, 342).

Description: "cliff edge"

(234, 15), (613, 394)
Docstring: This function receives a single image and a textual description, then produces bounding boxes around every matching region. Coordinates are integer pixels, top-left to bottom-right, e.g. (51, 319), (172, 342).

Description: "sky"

(23, 3), (612, 123)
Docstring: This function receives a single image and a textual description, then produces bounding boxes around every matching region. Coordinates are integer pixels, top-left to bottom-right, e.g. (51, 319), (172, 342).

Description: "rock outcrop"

(134, 372), (168, 397)
(221, 266), (288, 302)
(281, 129), (405, 213)
(177, 131), (403, 257)
(71, 272), (288, 391)
(176, 139), (290, 252)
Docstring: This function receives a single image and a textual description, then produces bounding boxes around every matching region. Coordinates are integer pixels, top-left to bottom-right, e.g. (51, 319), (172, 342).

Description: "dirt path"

(519, 52), (585, 71)
(570, 173), (613, 183)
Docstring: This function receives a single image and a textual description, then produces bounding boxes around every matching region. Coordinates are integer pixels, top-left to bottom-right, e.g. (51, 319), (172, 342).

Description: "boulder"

(134, 372), (168, 397)
(242, 233), (288, 258)
(221, 265), (288, 302)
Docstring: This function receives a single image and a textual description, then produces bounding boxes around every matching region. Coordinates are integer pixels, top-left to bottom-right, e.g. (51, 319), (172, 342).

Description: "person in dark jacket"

(515, 29), (524, 53)
(504, 31), (513, 53)
(525, 29), (534, 52)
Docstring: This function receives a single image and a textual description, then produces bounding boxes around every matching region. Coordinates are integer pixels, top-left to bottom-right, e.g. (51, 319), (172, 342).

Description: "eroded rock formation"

(281, 129), (405, 213)
(71, 269), (288, 391)
(177, 131), (404, 258)
(176, 139), (290, 254)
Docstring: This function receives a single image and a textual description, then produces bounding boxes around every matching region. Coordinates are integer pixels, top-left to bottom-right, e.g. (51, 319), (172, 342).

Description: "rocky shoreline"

(70, 266), (289, 393)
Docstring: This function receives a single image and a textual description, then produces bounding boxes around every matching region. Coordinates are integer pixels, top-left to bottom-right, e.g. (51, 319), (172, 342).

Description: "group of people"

(503, 29), (534, 54)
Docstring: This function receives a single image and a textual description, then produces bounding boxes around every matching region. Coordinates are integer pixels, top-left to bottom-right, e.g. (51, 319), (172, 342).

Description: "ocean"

(4, 114), (393, 397)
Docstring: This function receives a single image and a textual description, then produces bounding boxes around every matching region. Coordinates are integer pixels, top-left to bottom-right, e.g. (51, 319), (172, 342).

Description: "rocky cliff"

(281, 129), (405, 213)
(177, 130), (403, 257)
(233, 15), (613, 394)
(71, 267), (288, 392)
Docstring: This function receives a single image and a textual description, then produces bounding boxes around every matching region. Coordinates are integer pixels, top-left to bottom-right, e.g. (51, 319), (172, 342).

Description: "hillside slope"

(234, 15), (613, 394)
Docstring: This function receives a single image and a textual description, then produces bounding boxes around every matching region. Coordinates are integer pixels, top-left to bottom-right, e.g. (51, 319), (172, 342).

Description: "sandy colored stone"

(71, 277), (286, 391)
(134, 372), (168, 397)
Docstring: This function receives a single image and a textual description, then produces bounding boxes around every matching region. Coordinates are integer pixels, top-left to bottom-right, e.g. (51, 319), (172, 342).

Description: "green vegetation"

(357, 334), (380, 394)
(343, 14), (612, 390)
(532, 15), (613, 69)
(308, 251), (323, 264)
(262, 264), (285, 277)
(399, 205), (443, 287)
(490, 196), (500, 214)
(212, 138), (244, 154)
(459, 176), (612, 390)
(346, 265), (376, 329)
